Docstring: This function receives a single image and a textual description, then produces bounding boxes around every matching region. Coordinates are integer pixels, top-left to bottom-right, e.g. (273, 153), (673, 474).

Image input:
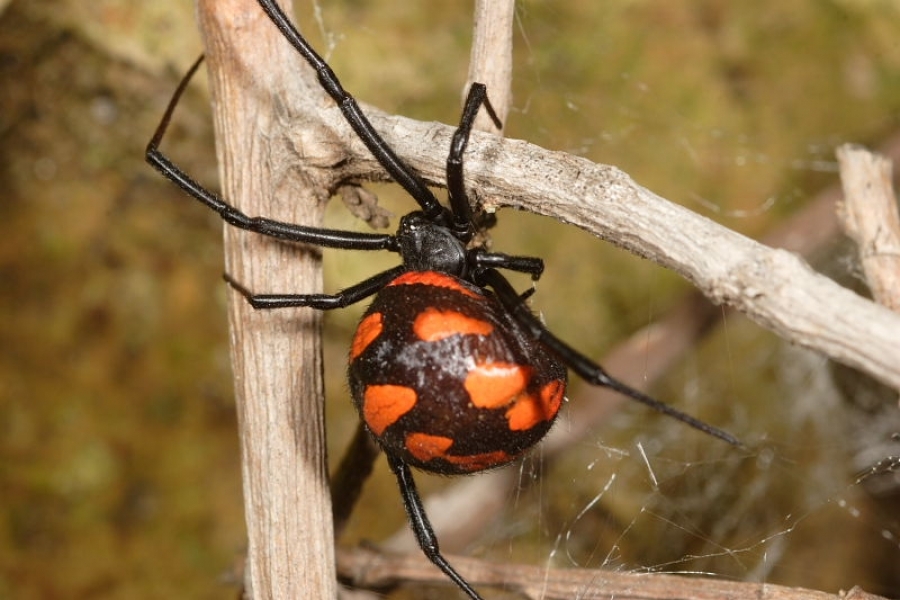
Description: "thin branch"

(195, 0), (336, 598)
(561, 133), (900, 445)
(837, 144), (900, 313)
(466, 0), (515, 132)
(336, 546), (889, 600)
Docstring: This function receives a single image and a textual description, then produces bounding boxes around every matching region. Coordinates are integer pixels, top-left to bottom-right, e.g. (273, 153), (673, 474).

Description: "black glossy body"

(349, 271), (566, 475)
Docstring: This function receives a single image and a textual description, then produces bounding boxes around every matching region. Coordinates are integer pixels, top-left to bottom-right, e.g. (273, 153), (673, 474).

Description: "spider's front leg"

(473, 251), (544, 281)
(225, 265), (406, 311)
(145, 56), (400, 254)
(446, 82), (503, 239)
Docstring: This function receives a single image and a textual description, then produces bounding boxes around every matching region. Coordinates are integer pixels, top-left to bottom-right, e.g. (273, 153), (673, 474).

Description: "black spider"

(146, 2), (739, 598)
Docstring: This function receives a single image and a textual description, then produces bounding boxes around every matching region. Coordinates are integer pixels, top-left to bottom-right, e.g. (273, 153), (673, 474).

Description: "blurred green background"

(2, 1), (900, 598)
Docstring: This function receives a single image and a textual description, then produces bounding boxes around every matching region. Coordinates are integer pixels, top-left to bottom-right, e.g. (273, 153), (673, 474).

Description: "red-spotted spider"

(146, 2), (739, 597)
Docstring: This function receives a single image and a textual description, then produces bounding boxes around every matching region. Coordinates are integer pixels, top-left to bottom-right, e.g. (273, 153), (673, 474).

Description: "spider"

(146, 2), (739, 598)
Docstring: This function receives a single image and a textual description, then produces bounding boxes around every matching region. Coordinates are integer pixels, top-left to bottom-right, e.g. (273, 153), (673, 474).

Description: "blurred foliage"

(1, 0), (899, 598)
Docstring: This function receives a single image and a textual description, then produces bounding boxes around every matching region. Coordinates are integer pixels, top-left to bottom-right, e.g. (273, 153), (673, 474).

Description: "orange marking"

(541, 380), (565, 416)
(351, 312), (383, 360)
(444, 450), (511, 472)
(464, 362), (529, 409)
(389, 271), (480, 298)
(505, 394), (542, 431)
(506, 379), (564, 431)
(405, 432), (510, 472)
(405, 432), (454, 463)
(413, 308), (493, 341)
(363, 385), (417, 436)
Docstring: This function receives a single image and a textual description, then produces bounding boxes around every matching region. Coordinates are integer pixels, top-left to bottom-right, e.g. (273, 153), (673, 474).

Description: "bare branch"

(309, 103), (900, 391)
(336, 546), (888, 600)
(837, 144), (900, 313)
(466, 0), (515, 131)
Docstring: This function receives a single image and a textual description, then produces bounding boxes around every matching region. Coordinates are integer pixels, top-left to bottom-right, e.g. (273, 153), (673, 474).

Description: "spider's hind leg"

(386, 454), (485, 600)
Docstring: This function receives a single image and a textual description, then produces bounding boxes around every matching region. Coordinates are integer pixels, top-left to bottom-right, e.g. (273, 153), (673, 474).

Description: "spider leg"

(255, 0), (447, 223)
(146, 55), (399, 253)
(447, 83), (502, 240)
(386, 454), (484, 600)
(473, 251), (544, 280)
(478, 268), (743, 447)
(519, 287), (537, 302)
(330, 423), (381, 538)
(225, 265), (406, 310)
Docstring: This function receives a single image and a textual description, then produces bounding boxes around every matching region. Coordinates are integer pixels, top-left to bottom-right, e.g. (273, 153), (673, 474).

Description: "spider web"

(495, 341), (900, 593)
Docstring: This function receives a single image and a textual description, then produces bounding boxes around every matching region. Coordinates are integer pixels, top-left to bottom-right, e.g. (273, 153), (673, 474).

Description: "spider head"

(397, 212), (468, 278)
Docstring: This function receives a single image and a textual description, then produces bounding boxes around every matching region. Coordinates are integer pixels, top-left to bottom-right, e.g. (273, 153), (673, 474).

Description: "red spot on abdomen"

(351, 312), (383, 360)
(363, 385), (417, 435)
(444, 450), (512, 472)
(464, 362), (529, 409)
(389, 271), (481, 298)
(413, 308), (493, 341)
(506, 379), (565, 431)
(405, 432), (454, 463)
(405, 432), (511, 473)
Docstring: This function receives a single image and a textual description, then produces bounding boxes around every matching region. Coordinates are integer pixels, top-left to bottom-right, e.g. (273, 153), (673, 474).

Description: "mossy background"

(2, 1), (900, 598)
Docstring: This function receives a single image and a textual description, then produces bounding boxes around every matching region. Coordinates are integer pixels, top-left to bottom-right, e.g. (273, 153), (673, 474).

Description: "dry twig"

(337, 546), (889, 600)
(465, 0), (515, 131)
(314, 108), (900, 390)
(836, 144), (900, 313)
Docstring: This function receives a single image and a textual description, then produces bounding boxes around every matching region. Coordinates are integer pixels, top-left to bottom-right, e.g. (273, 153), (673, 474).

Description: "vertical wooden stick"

(466, 0), (515, 132)
(836, 144), (900, 313)
(195, 1), (336, 598)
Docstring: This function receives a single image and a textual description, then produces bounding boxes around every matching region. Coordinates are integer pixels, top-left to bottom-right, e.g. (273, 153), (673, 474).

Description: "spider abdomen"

(348, 270), (567, 476)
